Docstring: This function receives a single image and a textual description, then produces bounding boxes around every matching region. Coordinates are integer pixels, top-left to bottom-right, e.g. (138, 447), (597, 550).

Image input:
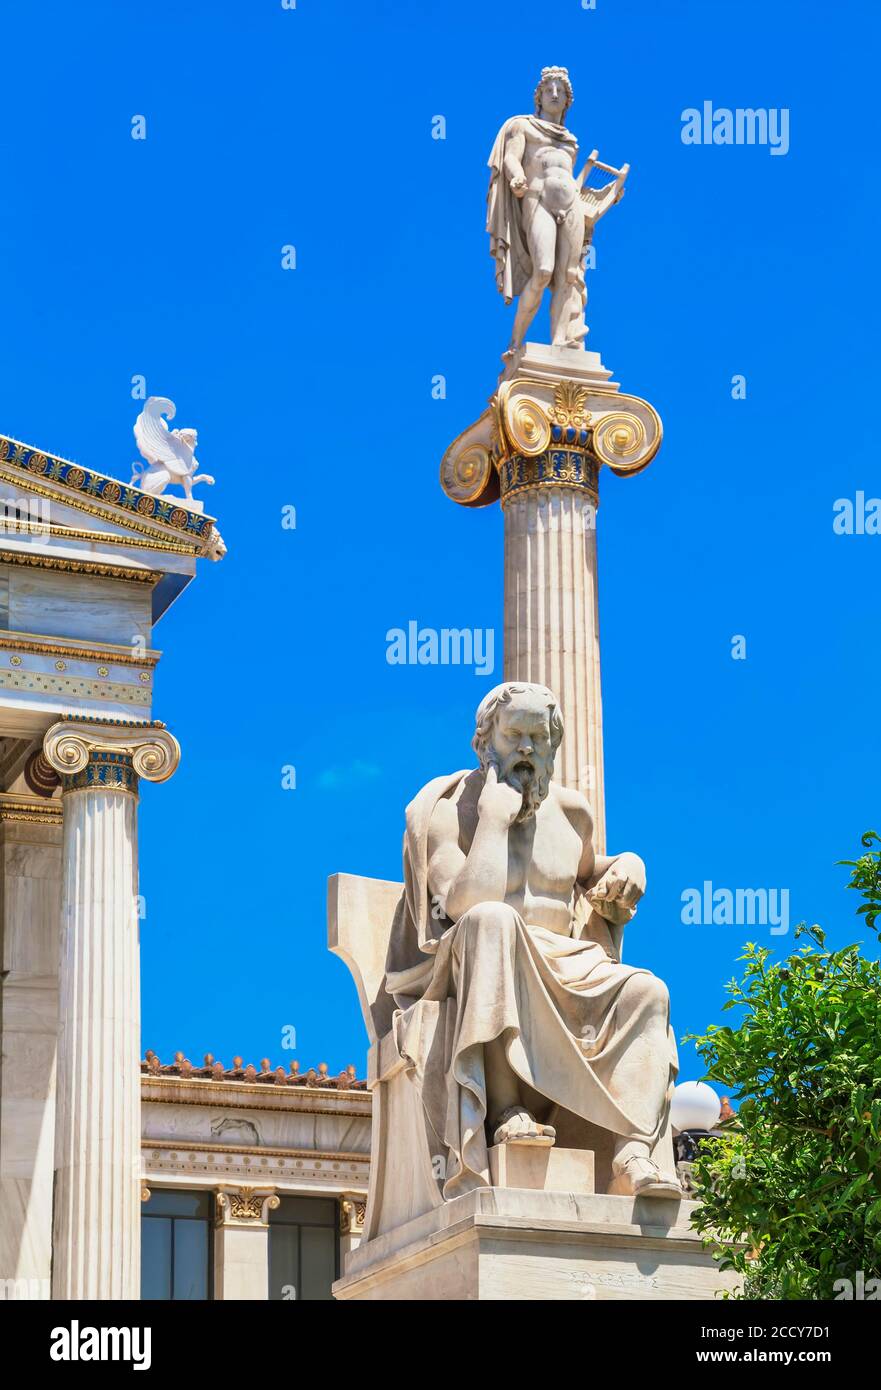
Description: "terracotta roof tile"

(142, 1050), (365, 1090)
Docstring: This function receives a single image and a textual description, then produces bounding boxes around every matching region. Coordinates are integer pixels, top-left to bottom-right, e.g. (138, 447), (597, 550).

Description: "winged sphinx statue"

(131, 397), (215, 501)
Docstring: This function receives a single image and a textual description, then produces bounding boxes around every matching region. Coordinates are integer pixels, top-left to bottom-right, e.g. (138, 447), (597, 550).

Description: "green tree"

(686, 831), (881, 1299)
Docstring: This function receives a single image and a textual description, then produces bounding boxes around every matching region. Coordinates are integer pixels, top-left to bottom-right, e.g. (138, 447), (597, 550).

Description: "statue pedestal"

(500, 340), (620, 390)
(332, 1188), (739, 1302)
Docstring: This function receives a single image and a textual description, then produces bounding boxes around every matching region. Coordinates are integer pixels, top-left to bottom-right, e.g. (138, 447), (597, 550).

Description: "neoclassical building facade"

(140, 1054), (369, 1300)
(0, 425), (368, 1300)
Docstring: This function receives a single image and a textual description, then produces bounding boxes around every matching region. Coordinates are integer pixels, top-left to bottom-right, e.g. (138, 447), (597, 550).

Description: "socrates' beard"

(485, 747), (554, 822)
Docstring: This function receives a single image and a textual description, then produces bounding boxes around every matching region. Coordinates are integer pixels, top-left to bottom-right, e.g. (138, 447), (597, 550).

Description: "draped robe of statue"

(486, 115), (581, 304)
(385, 770), (679, 1199)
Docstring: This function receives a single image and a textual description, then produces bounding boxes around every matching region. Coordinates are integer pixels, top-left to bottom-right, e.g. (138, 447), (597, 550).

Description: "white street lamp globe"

(671, 1081), (721, 1133)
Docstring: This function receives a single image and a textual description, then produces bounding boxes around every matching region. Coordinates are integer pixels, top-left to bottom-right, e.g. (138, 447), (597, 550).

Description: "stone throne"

(329, 871), (446, 1243)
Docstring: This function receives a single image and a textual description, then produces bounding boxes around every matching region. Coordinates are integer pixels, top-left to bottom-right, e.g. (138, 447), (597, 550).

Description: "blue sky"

(1, 0), (878, 1085)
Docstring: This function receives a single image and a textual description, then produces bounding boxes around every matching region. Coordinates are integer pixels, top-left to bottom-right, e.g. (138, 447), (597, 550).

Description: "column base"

(332, 1188), (739, 1301)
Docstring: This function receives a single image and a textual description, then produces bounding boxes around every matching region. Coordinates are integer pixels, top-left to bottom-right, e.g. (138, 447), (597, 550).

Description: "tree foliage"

(686, 831), (881, 1299)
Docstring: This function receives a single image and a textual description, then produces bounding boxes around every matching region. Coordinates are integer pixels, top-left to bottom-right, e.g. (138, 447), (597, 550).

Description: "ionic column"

(440, 347), (663, 859)
(43, 718), (180, 1300)
(503, 483), (605, 850)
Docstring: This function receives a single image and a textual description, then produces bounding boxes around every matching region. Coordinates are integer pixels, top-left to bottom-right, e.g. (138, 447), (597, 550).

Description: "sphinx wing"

(133, 398), (191, 475)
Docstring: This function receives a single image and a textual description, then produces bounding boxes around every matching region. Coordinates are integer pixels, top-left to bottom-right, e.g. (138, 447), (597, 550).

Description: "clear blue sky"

(1, 0), (878, 1083)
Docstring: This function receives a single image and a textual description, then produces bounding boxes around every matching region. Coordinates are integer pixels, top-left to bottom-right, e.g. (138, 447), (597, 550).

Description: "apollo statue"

(487, 66), (629, 359)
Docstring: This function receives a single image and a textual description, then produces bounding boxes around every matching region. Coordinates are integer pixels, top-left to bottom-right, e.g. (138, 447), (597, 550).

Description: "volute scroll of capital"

(497, 381), (551, 457)
(43, 720), (181, 784)
(439, 408), (499, 508)
(591, 395), (663, 477)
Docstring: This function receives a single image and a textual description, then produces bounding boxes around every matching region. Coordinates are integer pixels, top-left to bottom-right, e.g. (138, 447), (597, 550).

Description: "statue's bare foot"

(613, 1153), (682, 1199)
(492, 1105), (556, 1146)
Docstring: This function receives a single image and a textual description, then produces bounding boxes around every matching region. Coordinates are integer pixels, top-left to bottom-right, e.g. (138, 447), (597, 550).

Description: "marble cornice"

(0, 791), (62, 824)
(141, 1077), (371, 1118)
(40, 521), (201, 556)
(145, 1138), (369, 1164)
(0, 546), (161, 585)
(0, 630), (161, 667)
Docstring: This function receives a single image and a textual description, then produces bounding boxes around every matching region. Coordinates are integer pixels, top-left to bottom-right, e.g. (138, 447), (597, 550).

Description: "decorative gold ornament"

(0, 631), (159, 667)
(0, 792), (62, 825)
(43, 720), (180, 790)
(340, 1197), (367, 1234)
(592, 405), (661, 475)
(550, 381), (591, 431)
(506, 395), (551, 456)
(0, 462), (211, 551)
(499, 450), (599, 505)
(216, 1186), (280, 1224)
(228, 1187), (263, 1221)
(441, 441), (493, 504)
(0, 547), (162, 584)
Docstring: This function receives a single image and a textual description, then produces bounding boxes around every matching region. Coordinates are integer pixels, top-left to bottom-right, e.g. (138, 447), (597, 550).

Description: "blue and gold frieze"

(500, 449), (599, 504)
(0, 434), (213, 541)
(61, 749), (138, 795)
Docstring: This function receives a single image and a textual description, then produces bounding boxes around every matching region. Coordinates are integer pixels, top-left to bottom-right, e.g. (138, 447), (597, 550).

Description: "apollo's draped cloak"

(385, 770), (679, 1198)
(486, 115), (579, 303)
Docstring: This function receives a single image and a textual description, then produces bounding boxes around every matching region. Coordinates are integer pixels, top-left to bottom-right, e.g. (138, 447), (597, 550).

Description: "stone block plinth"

(488, 1142), (594, 1195)
(333, 1187), (739, 1301)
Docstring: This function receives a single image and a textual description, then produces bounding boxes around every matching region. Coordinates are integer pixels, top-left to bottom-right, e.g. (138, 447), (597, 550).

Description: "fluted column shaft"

(53, 785), (140, 1299)
(503, 486), (606, 852)
(43, 720), (179, 1300)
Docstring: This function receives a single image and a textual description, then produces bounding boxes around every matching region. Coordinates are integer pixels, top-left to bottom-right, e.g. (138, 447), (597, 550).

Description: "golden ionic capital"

(43, 718), (180, 794)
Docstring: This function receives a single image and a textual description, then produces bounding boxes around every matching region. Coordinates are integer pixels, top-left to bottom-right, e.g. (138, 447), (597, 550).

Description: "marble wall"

(0, 813), (62, 1293)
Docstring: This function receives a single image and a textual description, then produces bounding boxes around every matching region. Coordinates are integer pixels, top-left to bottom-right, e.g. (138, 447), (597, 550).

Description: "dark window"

(141, 1188), (212, 1300)
(268, 1196), (338, 1301)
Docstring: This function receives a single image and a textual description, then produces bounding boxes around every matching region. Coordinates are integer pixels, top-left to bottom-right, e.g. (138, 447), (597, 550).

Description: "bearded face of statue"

(483, 693), (557, 822)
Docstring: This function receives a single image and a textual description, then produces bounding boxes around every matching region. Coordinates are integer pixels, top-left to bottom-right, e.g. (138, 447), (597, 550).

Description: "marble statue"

(131, 396), (215, 500)
(385, 681), (681, 1199)
(488, 66), (629, 358)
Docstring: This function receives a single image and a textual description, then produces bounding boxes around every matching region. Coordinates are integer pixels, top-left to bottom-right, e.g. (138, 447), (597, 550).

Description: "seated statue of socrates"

(384, 680), (681, 1199)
